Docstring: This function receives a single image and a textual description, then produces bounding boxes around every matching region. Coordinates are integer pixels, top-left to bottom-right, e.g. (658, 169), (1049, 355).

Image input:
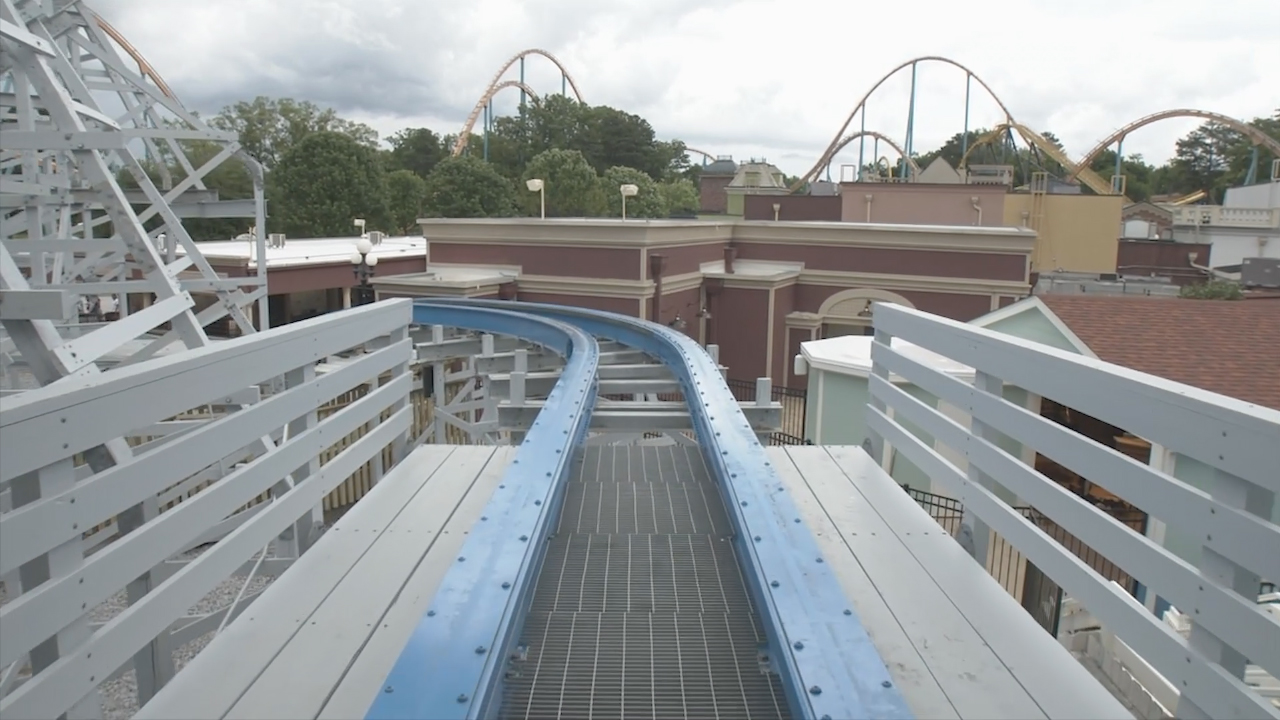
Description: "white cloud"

(92, 0), (1280, 175)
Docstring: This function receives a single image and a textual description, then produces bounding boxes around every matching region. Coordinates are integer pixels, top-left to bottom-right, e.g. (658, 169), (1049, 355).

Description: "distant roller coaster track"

(685, 147), (718, 163)
(958, 122), (1116, 195)
(796, 56), (1280, 197)
(450, 49), (586, 157)
(1067, 109), (1280, 184)
(793, 56), (1015, 192)
(450, 50), (726, 166)
(829, 130), (921, 179)
(91, 13), (175, 99)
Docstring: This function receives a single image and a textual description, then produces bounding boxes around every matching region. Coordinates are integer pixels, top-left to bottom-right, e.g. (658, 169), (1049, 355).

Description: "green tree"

(599, 166), (666, 218)
(1089, 150), (1158, 202)
(655, 140), (696, 182)
(271, 131), (389, 237)
(1179, 279), (1244, 300)
(385, 127), (445, 180)
(422, 155), (518, 218)
(211, 96), (378, 169)
(658, 179), (699, 216)
(522, 149), (606, 217)
(480, 97), (692, 184)
(386, 169), (428, 233)
(582, 106), (664, 178)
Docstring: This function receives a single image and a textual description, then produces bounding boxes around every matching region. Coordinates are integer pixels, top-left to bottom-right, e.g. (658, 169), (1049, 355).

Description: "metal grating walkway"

(500, 445), (791, 720)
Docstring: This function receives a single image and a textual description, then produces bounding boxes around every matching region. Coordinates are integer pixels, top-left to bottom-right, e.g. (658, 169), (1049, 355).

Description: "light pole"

(526, 178), (545, 219)
(619, 183), (638, 220)
(349, 236), (379, 306)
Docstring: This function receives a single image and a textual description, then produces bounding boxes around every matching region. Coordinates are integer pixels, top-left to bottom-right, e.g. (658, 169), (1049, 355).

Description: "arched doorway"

(816, 288), (915, 338)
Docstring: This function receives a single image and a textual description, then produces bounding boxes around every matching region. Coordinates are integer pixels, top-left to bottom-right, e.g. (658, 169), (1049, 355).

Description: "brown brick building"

(374, 219), (1035, 388)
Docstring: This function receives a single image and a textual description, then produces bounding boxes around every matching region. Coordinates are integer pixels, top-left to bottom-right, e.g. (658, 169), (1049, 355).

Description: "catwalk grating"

(500, 445), (791, 720)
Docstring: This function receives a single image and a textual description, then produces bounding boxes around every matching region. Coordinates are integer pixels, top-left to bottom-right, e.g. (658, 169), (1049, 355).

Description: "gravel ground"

(0, 537), (312, 720)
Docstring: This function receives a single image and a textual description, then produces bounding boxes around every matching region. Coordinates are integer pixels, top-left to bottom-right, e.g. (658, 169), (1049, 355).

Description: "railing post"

(432, 325), (447, 444)
(957, 370), (1002, 569)
(867, 326), (893, 468)
(1176, 467), (1275, 720)
(754, 377), (771, 407)
(1142, 441), (1174, 615)
(511, 349), (527, 405)
(508, 349), (528, 445)
(755, 377), (772, 444)
(382, 323), (412, 470)
(278, 362), (322, 556)
(9, 462), (104, 719)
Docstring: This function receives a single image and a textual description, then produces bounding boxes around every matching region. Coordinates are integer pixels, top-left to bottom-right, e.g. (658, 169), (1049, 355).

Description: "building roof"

(800, 335), (975, 381)
(1037, 295), (1280, 410)
(701, 157), (739, 176)
(181, 235), (427, 270)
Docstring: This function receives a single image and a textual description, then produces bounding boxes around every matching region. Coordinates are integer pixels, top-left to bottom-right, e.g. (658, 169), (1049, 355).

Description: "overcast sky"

(95, 0), (1279, 177)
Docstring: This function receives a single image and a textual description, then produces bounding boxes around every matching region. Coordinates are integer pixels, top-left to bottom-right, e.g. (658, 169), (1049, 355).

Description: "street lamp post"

(349, 236), (379, 306)
(619, 183), (638, 220)
(526, 178), (545, 219)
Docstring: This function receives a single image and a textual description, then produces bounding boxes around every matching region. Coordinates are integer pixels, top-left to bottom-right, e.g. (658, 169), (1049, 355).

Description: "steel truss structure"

(1, 0), (268, 394)
(0, 2), (278, 713)
(412, 326), (782, 447)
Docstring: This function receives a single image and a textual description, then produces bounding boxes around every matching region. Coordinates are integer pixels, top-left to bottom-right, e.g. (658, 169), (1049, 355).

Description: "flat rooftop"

(179, 236), (427, 269)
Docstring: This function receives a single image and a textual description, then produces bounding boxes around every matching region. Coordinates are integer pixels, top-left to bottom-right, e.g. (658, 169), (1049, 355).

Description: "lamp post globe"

(351, 240), (378, 306)
(619, 183), (639, 220)
(526, 178), (546, 219)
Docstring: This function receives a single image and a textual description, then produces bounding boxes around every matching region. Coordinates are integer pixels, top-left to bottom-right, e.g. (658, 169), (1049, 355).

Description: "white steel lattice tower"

(0, 0), (269, 391)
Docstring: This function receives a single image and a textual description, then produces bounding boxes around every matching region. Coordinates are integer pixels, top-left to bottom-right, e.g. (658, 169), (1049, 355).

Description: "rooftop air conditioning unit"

(368, 231), (385, 245)
(268, 233), (286, 248)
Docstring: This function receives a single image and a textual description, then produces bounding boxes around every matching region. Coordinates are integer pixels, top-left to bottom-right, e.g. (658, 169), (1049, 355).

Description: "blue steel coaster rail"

(367, 299), (912, 720)
(369, 301), (599, 720)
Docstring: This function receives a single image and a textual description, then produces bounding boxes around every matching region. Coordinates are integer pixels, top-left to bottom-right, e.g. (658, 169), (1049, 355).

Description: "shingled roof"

(1037, 295), (1280, 410)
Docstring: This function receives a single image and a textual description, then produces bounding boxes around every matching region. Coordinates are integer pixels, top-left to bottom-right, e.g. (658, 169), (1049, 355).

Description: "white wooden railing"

(865, 302), (1280, 720)
(1173, 205), (1280, 229)
(0, 299), (414, 719)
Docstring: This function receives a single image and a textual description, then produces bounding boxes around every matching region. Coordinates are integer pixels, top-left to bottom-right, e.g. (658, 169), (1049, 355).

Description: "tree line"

(131, 96), (1278, 241)
(910, 111), (1279, 203)
(129, 95), (702, 241)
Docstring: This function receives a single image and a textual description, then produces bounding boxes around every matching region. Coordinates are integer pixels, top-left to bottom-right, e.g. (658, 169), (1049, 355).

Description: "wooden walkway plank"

(822, 445), (1133, 720)
(775, 446), (1045, 720)
(318, 447), (517, 719)
(229, 446), (505, 718)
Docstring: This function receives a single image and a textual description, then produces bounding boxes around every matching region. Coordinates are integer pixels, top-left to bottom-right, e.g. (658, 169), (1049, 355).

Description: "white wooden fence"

(0, 300), (414, 719)
(866, 302), (1280, 720)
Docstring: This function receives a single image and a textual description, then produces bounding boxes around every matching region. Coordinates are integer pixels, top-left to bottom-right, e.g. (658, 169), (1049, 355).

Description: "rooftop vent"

(268, 233), (286, 248)
(368, 231), (385, 246)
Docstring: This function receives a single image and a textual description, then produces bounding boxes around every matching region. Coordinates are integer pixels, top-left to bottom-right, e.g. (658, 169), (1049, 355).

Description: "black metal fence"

(901, 484), (1148, 637)
(725, 379), (808, 446)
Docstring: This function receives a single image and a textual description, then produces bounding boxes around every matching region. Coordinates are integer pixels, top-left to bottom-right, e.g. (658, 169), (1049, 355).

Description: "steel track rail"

(366, 302), (599, 720)
(369, 299), (912, 720)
